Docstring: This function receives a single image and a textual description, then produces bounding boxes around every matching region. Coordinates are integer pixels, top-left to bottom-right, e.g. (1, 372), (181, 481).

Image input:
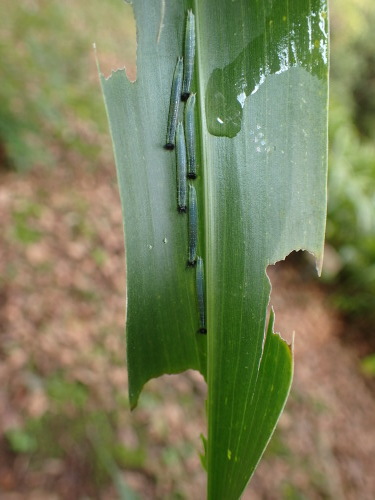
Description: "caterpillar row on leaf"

(164, 11), (205, 334)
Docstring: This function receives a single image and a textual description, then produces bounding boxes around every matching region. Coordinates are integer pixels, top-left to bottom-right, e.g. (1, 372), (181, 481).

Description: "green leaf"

(361, 354), (375, 376)
(100, 0), (328, 498)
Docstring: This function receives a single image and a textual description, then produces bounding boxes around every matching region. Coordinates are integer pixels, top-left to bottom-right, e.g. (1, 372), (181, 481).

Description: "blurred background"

(0, 0), (374, 498)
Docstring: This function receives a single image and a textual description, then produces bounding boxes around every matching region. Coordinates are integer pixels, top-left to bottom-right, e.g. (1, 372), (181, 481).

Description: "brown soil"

(0, 163), (374, 499)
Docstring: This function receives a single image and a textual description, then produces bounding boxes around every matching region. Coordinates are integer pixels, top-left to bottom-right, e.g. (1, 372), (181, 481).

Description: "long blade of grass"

(100, 0), (328, 497)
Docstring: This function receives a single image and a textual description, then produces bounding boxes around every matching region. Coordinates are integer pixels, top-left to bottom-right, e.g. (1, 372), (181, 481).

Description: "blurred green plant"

(326, 0), (375, 320)
(5, 375), (145, 493)
(12, 202), (43, 244)
(0, 0), (135, 171)
(360, 354), (375, 376)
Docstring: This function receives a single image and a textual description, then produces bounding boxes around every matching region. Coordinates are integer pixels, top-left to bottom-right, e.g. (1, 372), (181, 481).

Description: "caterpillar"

(165, 57), (184, 150)
(181, 10), (195, 102)
(187, 184), (198, 266)
(185, 93), (197, 179)
(196, 256), (207, 334)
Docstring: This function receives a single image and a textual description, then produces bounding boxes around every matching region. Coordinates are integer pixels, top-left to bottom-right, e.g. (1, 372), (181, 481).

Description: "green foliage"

(12, 202), (43, 244)
(282, 483), (310, 500)
(327, 0), (375, 320)
(47, 376), (89, 409)
(5, 375), (145, 489)
(0, 0), (135, 170)
(6, 427), (39, 454)
(360, 354), (375, 376)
